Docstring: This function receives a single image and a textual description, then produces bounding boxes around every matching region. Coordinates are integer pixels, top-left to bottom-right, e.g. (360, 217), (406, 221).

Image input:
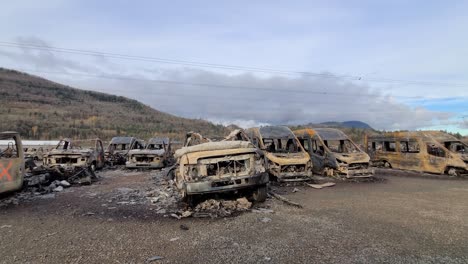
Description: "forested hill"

(0, 68), (228, 141)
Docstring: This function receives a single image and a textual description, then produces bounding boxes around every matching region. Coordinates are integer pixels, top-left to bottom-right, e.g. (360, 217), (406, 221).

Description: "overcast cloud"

(0, 1), (467, 133)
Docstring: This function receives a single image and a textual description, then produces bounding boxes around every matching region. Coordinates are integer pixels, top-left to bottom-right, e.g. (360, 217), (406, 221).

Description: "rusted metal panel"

(294, 128), (374, 178)
(0, 132), (24, 194)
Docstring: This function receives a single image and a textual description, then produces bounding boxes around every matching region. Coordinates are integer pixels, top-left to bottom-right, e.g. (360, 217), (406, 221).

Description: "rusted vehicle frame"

(245, 126), (312, 182)
(105, 137), (144, 165)
(294, 128), (374, 178)
(172, 130), (269, 202)
(43, 138), (105, 173)
(24, 146), (46, 161)
(365, 131), (467, 177)
(0, 132), (24, 194)
(126, 137), (173, 169)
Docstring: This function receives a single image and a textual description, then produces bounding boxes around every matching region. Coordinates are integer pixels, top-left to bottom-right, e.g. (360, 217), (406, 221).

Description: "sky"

(1, 0), (467, 134)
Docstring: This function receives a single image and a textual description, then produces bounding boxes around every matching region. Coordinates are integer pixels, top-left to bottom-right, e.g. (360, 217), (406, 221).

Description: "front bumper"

(271, 170), (313, 182)
(185, 172), (269, 195)
(125, 161), (164, 169)
(342, 167), (375, 178)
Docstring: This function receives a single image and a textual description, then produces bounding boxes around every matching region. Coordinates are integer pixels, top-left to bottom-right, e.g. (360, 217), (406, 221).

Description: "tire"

(252, 185), (267, 202)
(447, 167), (458, 177)
(384, 161), (391, 168)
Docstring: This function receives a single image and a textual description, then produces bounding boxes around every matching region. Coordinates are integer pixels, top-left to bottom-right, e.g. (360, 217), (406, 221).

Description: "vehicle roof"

(294, 128), (349, 140)
(148, 137), (169, 144)
(109, 137), (135, 144)
(258, 126), (295, 139)
(367, 131), (459, 141)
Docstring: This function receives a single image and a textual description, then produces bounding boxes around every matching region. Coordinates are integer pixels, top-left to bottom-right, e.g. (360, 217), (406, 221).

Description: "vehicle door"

(0, 134), (24, 193)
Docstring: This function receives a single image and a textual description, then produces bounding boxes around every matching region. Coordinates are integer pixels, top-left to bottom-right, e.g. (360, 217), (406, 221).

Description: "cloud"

(0, 36), (458, 131)
(0, 36), (100, 73)
(70, 68), (454, 131)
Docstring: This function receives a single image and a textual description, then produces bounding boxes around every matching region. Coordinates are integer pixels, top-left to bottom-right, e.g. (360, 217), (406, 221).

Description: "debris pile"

(192, 197), (252, 218)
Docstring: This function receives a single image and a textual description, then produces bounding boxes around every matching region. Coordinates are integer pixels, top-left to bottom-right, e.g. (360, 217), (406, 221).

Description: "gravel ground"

(1, 169), (468, 263)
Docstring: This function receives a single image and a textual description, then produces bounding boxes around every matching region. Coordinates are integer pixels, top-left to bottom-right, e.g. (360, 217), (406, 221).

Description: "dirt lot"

(1, 169), (468, 263)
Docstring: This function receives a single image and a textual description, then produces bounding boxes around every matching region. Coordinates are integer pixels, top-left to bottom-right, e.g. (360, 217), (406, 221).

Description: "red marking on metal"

(0, 161), (12, 181)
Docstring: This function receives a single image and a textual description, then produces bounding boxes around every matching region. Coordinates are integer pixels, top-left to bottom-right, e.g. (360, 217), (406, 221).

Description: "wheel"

(251, 186), (267, 202)
(384, 161), (391, 168)
(447, 168), (458, 177)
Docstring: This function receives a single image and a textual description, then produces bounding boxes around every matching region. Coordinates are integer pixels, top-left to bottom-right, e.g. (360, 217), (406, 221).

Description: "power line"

(1, 41), (467, 88)
(10, 68), (449, 101)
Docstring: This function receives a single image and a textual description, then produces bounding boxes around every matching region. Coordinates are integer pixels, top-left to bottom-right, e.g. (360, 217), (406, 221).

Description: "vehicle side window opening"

(298, 138), (309, 151)
(252, 137), (259, 147)
(427, 144), (446, 157)
(262, 138), (299, 153)
(0, 137), (19, 158)
(400, 141), (420, 153)
(383, 141), (396, 152)
(148, 144), (164, 150)
(374, 141), (383, 151)
(311, 140), (325, 156)
(445, 141), (466, 153)
(324, 139), (357, 153)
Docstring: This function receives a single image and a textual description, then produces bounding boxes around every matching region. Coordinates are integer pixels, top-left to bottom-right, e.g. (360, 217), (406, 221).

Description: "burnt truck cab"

(366, 131), (467, 177)
(245, 126), (312, 182)
(126, 137), (173, 169)
(105, 137), (145, 165)
(0, 132), (24, 194)
(173, 130), (269, 202)
(43, 138), (105, 172)
(294, 128), (374, 178)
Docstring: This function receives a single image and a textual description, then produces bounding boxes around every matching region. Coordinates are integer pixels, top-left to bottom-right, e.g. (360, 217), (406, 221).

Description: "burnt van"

(245, 126), (312, 182)
(294, 128), (374, 178)
(366, 131), (467, 177)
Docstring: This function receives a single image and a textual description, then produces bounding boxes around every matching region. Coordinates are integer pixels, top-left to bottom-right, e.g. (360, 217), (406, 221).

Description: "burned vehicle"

(24, 147), (46, 161)
(172, 130), (269, 202)
(294, 128), (374, 178)
(365, 131), (467, 177)
(105, 137), (144, 165)
(43, 138), (105, 183)
(126, 137), (173, 169)
(0, 132), (24, 194)
(429, 131), (468, 165)
(245, 126), (312, 182)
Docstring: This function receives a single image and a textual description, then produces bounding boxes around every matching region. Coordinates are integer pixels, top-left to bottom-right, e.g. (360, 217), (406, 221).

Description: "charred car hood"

(47, 149), (92, 156)
(333, 152), (370, 164)
(266, 152), (310, 165)
(182, 148), (257, 164)
(128, 149), (166, 156)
